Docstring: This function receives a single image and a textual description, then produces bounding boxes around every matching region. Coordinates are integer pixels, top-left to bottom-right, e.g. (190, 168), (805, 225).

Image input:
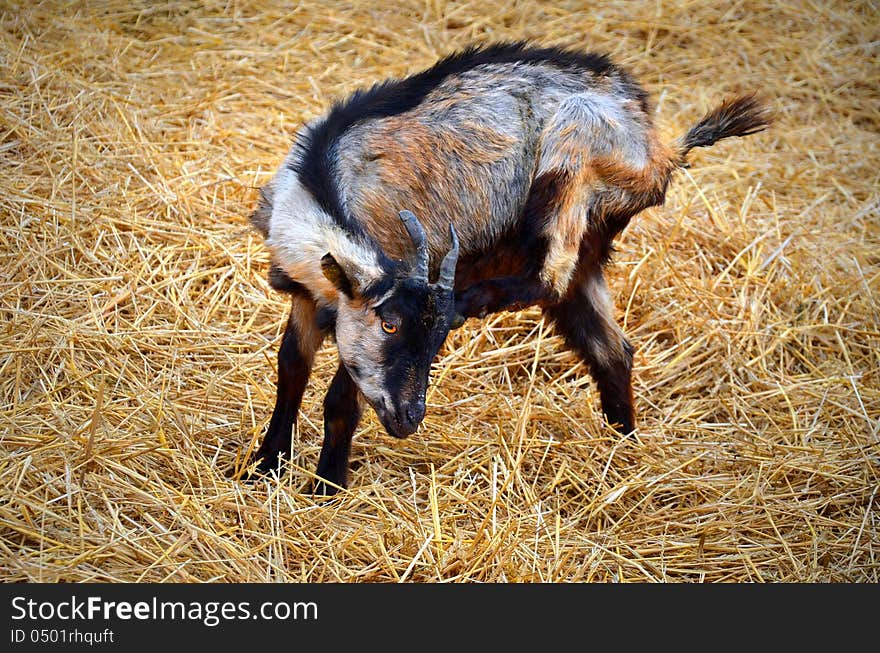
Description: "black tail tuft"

(679, 93), (771, 159)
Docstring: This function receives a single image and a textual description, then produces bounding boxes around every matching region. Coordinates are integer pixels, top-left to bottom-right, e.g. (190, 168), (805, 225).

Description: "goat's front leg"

(454, 276), (550, 325)
(249, 294), (324, 477)
(313, 364), (362, 495)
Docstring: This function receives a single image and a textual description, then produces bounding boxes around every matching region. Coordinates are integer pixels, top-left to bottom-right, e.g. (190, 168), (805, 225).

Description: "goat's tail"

(677, 93), (771, 162)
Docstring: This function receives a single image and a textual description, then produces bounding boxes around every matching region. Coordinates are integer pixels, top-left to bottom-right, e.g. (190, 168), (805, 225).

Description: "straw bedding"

(1, 1), (877, 582)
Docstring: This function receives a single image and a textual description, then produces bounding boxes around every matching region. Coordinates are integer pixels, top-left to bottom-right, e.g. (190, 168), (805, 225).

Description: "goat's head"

(321, 210), (459, 438)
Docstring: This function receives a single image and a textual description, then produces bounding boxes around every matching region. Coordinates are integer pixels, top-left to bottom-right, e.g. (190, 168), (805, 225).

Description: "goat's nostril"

(411, 400), (426, 424)
(401, 400), (426, 431)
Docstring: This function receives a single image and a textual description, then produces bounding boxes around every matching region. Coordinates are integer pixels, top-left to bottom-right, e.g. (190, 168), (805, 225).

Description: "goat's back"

(304, 45), (652, 267)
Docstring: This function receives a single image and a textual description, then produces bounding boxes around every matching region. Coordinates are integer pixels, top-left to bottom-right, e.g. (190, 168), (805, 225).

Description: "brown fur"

(288, 296), (324, 362)
(343, 117), (519, 264)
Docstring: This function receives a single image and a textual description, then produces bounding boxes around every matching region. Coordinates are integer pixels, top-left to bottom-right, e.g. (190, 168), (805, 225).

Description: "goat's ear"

(321, 253), (355, 299)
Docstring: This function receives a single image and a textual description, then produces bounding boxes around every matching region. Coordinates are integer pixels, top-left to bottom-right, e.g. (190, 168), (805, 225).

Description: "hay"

(1, 0), (877, 582)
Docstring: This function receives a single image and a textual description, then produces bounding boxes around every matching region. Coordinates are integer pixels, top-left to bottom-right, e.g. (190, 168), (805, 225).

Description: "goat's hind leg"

(248, 293), (324, 478)
(535, 91), (651, 296)
(546, 271), (635, 435)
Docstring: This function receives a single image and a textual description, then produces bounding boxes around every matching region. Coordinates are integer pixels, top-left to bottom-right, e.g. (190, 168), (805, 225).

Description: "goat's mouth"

(373, 404), (419, 439)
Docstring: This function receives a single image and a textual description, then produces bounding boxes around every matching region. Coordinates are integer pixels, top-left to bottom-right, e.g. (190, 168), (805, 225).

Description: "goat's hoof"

(308, 477), (344, 498)
(608, 421), (635, 438)
(237, 454), (284, 483)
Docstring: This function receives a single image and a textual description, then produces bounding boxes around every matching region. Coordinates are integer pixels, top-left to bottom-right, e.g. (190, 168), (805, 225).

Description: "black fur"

(268, 264), (308, 295)
(681, 93), (770, 156)
(315, 305), (337, 333)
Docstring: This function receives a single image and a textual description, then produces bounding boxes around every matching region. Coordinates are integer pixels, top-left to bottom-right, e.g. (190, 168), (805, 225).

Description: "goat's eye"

(381, 321), (398, 335)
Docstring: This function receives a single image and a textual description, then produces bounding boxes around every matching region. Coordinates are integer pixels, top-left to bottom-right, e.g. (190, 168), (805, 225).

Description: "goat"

(245, 42), (770, 494)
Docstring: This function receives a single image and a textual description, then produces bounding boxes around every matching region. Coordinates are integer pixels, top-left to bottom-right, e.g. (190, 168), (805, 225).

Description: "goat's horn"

(399, 210), (429, 282)
(437, 223), (459, 291)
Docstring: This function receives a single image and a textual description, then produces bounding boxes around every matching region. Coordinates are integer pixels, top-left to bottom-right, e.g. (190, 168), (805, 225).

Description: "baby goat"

(246, 42), (769, 493)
